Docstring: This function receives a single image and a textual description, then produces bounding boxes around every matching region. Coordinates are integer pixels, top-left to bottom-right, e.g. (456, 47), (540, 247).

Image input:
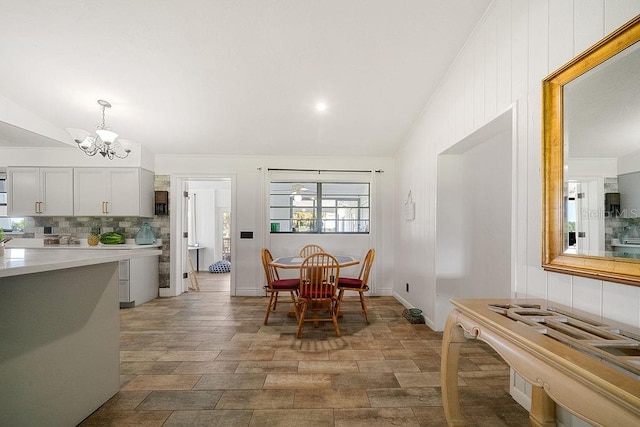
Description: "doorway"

(169, 175), (234, 296)
(435, 108), (516, 331)
(566, 178), (603, 254)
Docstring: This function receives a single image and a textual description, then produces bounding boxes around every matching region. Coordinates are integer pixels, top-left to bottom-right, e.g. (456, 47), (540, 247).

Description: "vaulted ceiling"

(0, 1), (491, 157)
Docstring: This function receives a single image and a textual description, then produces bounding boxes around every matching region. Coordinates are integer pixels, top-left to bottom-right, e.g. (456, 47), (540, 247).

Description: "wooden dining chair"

(261, 248), (299, 325)
(299, 244), (325, 258)
(336, 248), (375, 324)
(296, 252), (341, 338)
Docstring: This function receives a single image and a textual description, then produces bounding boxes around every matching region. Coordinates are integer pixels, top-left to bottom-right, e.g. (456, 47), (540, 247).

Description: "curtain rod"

(264, 168), (384, 173)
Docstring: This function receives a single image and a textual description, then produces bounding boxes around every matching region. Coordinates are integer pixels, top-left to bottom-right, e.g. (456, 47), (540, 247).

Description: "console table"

(441, 299), (640, 426)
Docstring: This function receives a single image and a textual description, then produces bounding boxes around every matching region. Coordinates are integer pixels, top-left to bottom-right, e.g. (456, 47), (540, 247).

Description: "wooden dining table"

(270, 255), (359, 269)
(269, 255), (359, 320)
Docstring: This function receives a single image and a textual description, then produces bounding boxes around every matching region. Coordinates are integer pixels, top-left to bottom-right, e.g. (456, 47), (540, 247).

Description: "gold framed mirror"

(543, 14), (640, 286)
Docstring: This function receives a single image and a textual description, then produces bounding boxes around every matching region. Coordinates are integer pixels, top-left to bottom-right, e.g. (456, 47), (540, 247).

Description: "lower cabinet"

(119, 256), (159, 308)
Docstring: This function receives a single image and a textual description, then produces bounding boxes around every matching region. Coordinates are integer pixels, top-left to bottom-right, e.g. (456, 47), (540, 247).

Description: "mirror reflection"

(563, 40), (640, 259)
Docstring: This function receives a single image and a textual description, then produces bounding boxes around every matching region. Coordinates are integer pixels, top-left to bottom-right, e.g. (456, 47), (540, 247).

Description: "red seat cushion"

(271, 278), (299, 290)
(338, 277), (363, 288)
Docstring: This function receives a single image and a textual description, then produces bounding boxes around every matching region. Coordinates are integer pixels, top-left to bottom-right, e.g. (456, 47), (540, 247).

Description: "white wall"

(0, 94), (71, 145)
(394, 0), (640, 331)
(618, 147), (640, 174)
(0, 144), (151, 170)
(567, 157), (618, 178)
(0, 148), (394, 298)
(156, 155), (395, 297)
(394, 0), (640, 422)
(0, 95), (154, 170)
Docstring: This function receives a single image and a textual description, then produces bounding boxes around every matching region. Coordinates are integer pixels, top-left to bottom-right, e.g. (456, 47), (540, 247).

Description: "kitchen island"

(6, 238), (163, 307)
(0, 247), (161, 427)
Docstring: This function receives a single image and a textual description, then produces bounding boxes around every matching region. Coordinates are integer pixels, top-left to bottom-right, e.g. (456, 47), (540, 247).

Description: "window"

(269, 182), (370, 233)
(0, 217), (25, 232)
(0, 174), (23, 232)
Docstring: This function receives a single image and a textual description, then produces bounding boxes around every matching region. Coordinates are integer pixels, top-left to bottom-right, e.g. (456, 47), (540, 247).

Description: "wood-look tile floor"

(80, 272), (529, 426)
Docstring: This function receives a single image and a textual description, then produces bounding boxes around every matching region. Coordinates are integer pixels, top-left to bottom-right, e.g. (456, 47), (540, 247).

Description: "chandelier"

(67, 100), (131, 159)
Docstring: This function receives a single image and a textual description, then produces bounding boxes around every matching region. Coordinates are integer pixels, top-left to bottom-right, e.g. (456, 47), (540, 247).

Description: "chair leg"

(264, 291), (276, 325)
(272, 292), (279, 311)
(312, 305), (320, 328)
(289, 290), (299, 321)
(296, 301), (308, 338)
(336, 289), (345, 316)
(330, 304), (341, 337)
(359, 292), (369, 324)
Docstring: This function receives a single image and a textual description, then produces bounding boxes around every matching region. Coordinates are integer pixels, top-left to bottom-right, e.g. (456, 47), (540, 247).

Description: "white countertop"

(0, 247), (162, 278)
(5, 238), (162, 250)
(611, 238), (640, 248)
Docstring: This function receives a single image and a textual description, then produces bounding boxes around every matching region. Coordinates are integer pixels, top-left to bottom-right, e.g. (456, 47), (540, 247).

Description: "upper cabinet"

(74, 168), (154, 217)
(8, 167), (74, 216)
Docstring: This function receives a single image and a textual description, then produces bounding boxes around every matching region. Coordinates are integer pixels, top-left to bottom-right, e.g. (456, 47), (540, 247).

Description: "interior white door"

(182, 184), (190, 293)
(574, 182), (587, 252)
(574, 178), (603, 254)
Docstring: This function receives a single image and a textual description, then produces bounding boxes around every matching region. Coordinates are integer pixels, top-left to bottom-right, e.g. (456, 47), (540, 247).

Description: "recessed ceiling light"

(315, 102), (327, 112)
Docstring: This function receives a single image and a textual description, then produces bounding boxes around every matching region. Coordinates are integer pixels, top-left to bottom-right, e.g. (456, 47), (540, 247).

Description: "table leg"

(441, 309), (467, 426)
(530, 386), (556, 427)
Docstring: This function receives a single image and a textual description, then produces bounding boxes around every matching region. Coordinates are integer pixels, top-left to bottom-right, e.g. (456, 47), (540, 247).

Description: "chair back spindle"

(299, 244), (325, 258)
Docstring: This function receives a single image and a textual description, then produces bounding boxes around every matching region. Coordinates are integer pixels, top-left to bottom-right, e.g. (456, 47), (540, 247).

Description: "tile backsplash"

(604, 176), (640, 251)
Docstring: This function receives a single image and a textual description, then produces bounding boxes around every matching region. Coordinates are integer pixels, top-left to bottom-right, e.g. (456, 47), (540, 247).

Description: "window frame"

(269, 181), (370, 234)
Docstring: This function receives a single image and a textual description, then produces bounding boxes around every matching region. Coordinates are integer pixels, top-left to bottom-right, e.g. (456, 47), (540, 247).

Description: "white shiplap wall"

(394, 0), (640, 331)
(394, 0), (640, 422)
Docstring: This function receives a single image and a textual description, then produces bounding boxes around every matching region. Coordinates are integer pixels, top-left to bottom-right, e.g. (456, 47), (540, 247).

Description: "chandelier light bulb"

(96, 129), (118, 144)
(79, 137), (93, 149)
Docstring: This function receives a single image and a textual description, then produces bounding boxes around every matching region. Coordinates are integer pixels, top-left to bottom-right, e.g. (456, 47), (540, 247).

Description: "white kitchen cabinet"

(74, 168), (154, 217)
(119, 255), (159, 307)
(7, 167), (74, 216)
